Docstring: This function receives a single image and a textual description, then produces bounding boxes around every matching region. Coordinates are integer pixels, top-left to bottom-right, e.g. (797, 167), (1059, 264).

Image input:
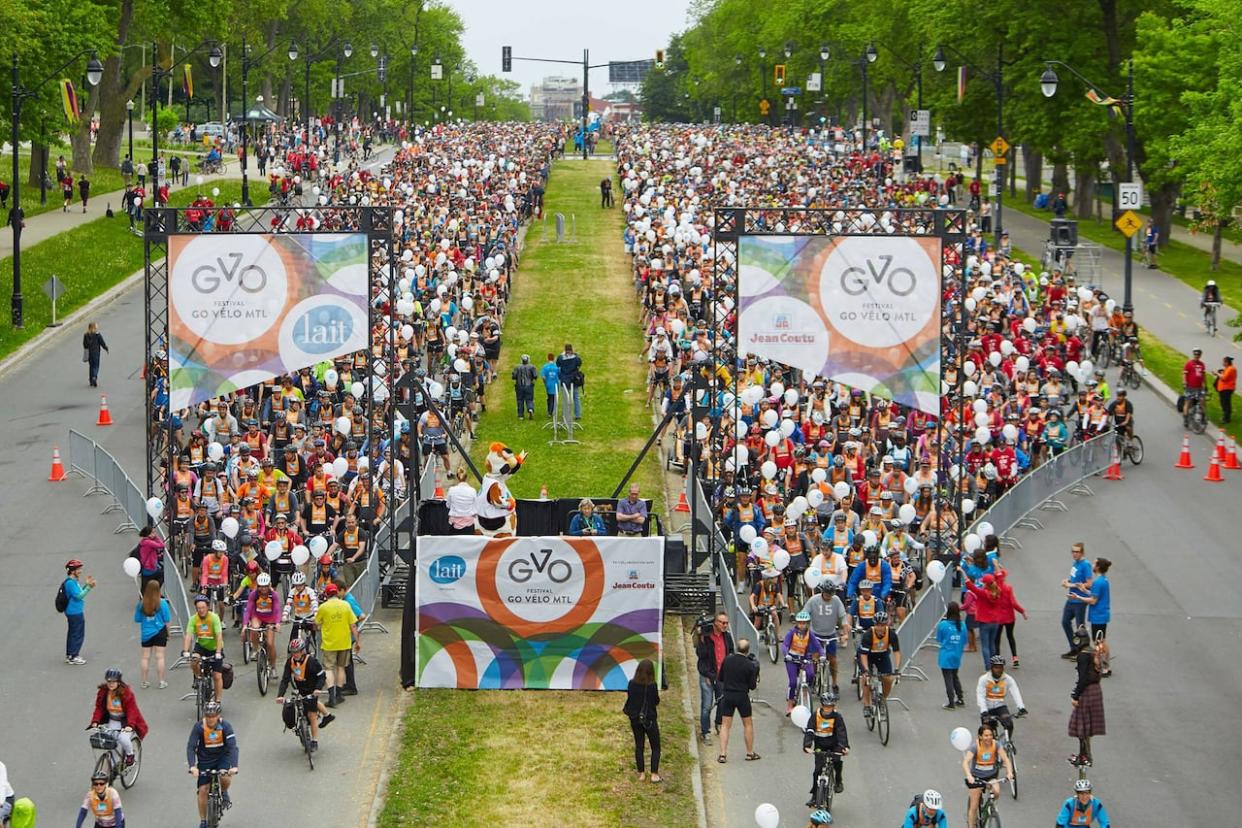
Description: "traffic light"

(655, 49), (665, 68)
(774, 64), (786, 86)
(502, 46), (512, 72)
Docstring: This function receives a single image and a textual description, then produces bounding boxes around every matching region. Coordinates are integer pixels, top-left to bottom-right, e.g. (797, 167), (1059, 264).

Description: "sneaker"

(805, 798), (817, 808)
(269, 668), (278, 679)
(341, 687), (358, 696)
(954, 698), (966, 707)
(222, 791), (231, 808)
(310, 739), (318, 752)
(125, 755), (135, 767)
(834, 781), (844, 794)
(320, 713), (335, 729)
(700, 732), (711, 745)
(141, 681), (150, 689)
(69, 656), (87, 665)
(1061, 651), (1078, 660)
(200, 821), (209, 828)
(943, 702), (955, 710)
(158, 680), (168, 689)
(1011, 657), (1020, 668)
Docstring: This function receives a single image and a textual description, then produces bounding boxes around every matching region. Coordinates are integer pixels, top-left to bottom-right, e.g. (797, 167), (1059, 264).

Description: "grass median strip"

(1138, 330), (1240, 442)
(380, 160), (695, 828)
(0, 180), (266, 360)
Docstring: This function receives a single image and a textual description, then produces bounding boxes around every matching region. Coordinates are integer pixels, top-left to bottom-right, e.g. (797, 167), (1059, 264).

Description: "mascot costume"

(475, 442), (526, 537)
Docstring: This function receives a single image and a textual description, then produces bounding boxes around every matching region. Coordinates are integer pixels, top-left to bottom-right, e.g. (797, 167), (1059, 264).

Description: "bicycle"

(810, 749), (843, 812)
(786, 654), (814, 712)
(982, 711), (1024, 800)
(248, 623), (279, 695)
(862, 668), (891, 746)
(1117, 359), (1142, 390)
(88, 726), (142, 789)
(200, 768), (231, 828)
(971, 777), (1010, 828)
(180, 652), (218, 720)
(754, 605), (781, 664)
(814, 653), (834, 698)
(1204, 301), (1221, 337)
(288, 617), (319, 659)
(1114, 429), (1144, 465)
(1183, 389), (1209, 434)
(283, 691), (323, 770)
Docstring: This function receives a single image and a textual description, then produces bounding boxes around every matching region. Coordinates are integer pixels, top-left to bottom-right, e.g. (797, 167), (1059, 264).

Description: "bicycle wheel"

(876, 697), (890, 745)
(299, 718), (315, 771)
(257, 647), (270, 695)
(1126, 368), (1142, 390)
(766, 619), (779, 664)
(94, 752), (115, 784)
(206, 790), (221, 828)
(195, 680), (208, 722)
(1191, 405), (1208, 434)
(120, 737), (142, 788)
(1007, 742), (1018, 799)
(853, 661), (863, 701)
(798, 677), (812, 711)
(816, 771), (832, 811)
(1126, 435), (1144, 465)
(241, 633), (251, 666)
(1097, 345), (1111, 370)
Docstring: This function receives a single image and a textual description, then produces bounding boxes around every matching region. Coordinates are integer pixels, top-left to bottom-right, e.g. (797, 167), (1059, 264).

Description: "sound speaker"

(1050, 218), (1078, 247)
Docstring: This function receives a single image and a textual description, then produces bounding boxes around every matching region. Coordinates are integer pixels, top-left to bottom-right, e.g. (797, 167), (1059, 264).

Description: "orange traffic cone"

(1174, 434), (1195, 469)
(96, 395), (113, 426)
(675, 491), (691, 512)
(1224, 436), (1241, 471)
(1104, 443), (1124, 481)
(1204, 443), (1226, 483)
(48, 446), (66, 482)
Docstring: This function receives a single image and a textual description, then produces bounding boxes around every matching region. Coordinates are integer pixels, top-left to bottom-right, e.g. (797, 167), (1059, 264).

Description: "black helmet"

(105, 667), (123, 681)
(873, 611), (890, 625)
(817, 581), (836, 596)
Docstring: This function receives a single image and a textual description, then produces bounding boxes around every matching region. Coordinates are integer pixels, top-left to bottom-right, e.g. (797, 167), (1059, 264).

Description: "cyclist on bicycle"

(850, 578), (880, 633)
(748, 569), (786, 631)
(804, 581), (849, 694)
(76, 771), (124, 828)
(1105, 390), (1134, 440)
(275, 637), (334, 752)
(1055, 778), (1110, 827)
(282, 571), (319, 649)
(857, 611), (900, 718)
(963, 720), (1013, 828)
(902, 790), (947, 827)
(782, 610), (824, 714)
(976, 656), (1027, 739)
(886, 541), (917, 622)
(181, 596), (225, 703)
(229, 560), (261, 629)
(802, 692), (849, 806)
(89, 668), (148, 767)
(807, 809), (833, 826)
(186, 702), (238, 828)
(244, 573), (281, 677)
(1202, 279), (1222, 321)
(1183, 348), (1207, 407)
(189, 502), (217, 589)
(846, 545), (891, 602)
(199, 540), (230, 617)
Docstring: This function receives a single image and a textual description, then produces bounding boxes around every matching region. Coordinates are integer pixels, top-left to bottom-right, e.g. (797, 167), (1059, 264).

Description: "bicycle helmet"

(817, 581), (836, 596)
(245, 560), (260, 573)
(211, 539), (227, 552)
(795, 610), (811, 623)
(104, 667), (123, 681)
(859, 579), (874, 590)
(203, 702), (222, 716)
(256, 573), (272, 587)
(809, 809), (833, 825)
(873, 611), (890, 624)
(65, 558), (83, 571)
(92, 770), (110, 783)
(291, 571), (308, 586)
(319, 553), (334, 566)
(194, 594), (210, 605)
(922, 790), (943, 811)
(819, 691), (838, 706)
(1074, 779), (1093, 793)
(288, 637), (307, 654)
(989, 655), (1006, 667)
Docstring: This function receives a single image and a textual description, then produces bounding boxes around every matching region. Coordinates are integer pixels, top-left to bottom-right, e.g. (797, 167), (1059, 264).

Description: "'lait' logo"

(290, 306), (356, 354)
(508, 548), (572, 584)
(429, 555), (467, 584)
(192, 252), (269, 294)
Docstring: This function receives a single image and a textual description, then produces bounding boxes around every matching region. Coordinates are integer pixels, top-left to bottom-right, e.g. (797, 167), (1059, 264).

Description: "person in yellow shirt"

(314, 584), (359, 708)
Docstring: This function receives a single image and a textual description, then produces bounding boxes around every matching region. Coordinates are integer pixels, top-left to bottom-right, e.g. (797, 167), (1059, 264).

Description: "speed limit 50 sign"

(1117, 182), (1143, 211)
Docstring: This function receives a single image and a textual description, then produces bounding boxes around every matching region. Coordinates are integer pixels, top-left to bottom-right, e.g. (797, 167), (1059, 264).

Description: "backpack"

(55, 578), (70, 613)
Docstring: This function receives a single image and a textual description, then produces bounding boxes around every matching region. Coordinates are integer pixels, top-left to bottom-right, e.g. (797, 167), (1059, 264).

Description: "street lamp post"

(239, 37), (293, 205)
(758, 46), (768, 124)
(150, 40), (222, 204)
(871, 41), (925, 173)
(733, 55), (742, 122)
(783, 41), (794, 126)
(333, 41), (353, 164)
(860, 43), (877, 149)
(818, 44), (829, 123)
(407, 43), (419, 125)
(1041, 58), (1136, 312)
(126, 99), (135, 167)
(9, 49), (103, 328)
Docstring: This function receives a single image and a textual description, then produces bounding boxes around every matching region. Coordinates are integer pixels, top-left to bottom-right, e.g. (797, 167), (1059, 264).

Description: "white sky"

(446, 0), (694, 95)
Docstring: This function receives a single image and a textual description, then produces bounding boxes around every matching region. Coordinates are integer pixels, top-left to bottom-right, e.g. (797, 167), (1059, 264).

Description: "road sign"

(430, 64), (442, 80)
(1115, 209), (1143, 238)
(476, 93), (485, 107)
(774, 64), (786, 86)
(909, 109), (931, 137)
(42, 275), (64, 328)
(990, 135), (1010, 158)
(807, 72), (822, 92)
(1118, 182), (1143, 211)
(780, 87), (801, 96)
(759, 98), (770, 116)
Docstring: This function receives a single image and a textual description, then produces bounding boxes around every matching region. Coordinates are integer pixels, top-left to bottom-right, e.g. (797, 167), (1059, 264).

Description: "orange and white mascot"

(474, 442), (527, 537)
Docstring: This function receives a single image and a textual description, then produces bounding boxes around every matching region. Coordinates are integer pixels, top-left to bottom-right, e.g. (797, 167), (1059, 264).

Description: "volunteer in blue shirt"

(1059, 543), (1093, 659)
(63, 559), (96, 665)
(935, 602), (967, 709)
(1055, 778), (1110, 827)
(1073, 557), (1112, 677)
(539, 353), (560, 417)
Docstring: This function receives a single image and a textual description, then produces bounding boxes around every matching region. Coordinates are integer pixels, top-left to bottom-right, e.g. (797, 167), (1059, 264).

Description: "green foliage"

(150, 107), (179, 136)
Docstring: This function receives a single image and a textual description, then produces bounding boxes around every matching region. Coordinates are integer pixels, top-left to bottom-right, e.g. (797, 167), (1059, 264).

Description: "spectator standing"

(935, 601), (967, 709)
(991, 569), (1028, 668)
(555, 343), (583, 420)
(1073, 558), (1112, 678)
(82, 322), (109, 387)
(694, 612), (733, 743)
(512, 354), (537, 420)
(62, 559), (96, 664)
(622, 658), (661, 782)
(134, 579), (171, 688)
(539, 353), (560, 417)
(716, 638), (760, 762)
(1216, 356), (1235, 423)
(445, 467), (478, 535)
(314, 583), (359, 707)
(77, 174), (91, 212)
(1060, 543), (1093, 658)
(1067, 627), (1106, 766)
(136, 525), (165, 590)
(615, 485), (648, 536)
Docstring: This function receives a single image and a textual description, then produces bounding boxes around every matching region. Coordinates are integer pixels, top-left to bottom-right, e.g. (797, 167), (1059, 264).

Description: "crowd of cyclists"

(618, 124), (1113, 825)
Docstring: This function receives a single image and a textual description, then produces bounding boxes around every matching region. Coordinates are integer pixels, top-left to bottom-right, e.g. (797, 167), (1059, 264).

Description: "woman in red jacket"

(89, 668), (149, 766)
(991, 568), (1028, 668)
(961, 571), (1008, 671)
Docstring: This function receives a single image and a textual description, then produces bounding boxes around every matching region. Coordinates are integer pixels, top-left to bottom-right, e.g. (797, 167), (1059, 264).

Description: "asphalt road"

(711, 379), (1242, 827)
(0, 149), (407, 827)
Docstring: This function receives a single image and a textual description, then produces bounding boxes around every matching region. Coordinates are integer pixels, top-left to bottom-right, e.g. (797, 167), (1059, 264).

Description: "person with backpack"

(902, 789), (948, 827)
(60, 559), (96, 664)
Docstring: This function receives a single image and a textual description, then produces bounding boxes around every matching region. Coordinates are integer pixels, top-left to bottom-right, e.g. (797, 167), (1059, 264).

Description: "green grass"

(380, 161), (695, 828)
(1137, 329), (1240, 443)
(0, 180), (267, 361)
(2, 153), (127, 219)
(594, 138), (615, 155)
(1009, 197), (1242, 314)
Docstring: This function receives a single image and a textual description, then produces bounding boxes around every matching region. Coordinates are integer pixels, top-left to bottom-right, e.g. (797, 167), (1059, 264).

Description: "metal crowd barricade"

(68, 429), (97, 486)
(160, 548), (189, 636)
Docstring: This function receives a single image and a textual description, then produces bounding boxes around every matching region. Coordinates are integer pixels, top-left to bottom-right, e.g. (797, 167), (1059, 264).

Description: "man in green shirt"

(314, 584), (359, 708)
(182, 595), (225, 703)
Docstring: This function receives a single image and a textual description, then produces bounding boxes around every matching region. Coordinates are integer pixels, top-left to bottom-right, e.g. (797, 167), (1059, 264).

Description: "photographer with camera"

(694, 612), (733, 745)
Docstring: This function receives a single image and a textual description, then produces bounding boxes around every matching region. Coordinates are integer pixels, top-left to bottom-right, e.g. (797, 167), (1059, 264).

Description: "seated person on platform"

(568, 498), (607, 536)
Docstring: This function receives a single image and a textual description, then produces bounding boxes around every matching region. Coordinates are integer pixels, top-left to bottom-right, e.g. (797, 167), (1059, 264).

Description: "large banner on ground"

(416, 536), (664, 690)
(738, 235), (943, 414)
(167, 233), (371, 409)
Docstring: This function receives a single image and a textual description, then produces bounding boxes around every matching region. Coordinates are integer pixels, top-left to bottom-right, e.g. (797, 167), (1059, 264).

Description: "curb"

(1139, 369), (1227, 448)
(365, 685), (412, 828)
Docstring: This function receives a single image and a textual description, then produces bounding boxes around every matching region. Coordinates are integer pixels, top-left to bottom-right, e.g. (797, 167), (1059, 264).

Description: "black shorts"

(142, 626), (169, 648)
(192, 546), (210, 567)
(718, 692), (752, 719)
(422, 441), (449, 457)
(193, 643), (225, 671)
(865, 652), (895, 676)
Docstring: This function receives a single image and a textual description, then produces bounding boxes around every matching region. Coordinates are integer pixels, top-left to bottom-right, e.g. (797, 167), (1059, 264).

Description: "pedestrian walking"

(1060, 543), (1093, 658)
(82, 322), (109, 387)
(78, 174), (90, 212)
(134, 579), (171, 688)
(61, 559), (96, 664)
(935, 601), (967, 709)
(716, 638), (760, 762)
(990, 569), (1028, 668)
(120, 155), (133, 186)
(1067, 626), (1106, 766)
(61, 174), (74, 212)
(512, 354), (536, 420)
(694, 612), (733, 743)
(622, 658), (661, 782)
(600, 176), (613, 208)
(539, 353), (560, 417)
(1216, 356), (1235, 423)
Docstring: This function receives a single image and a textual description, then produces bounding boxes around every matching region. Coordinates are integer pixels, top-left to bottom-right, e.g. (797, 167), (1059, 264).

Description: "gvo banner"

(416, 536), (664, 690)
(738, 235), (943, 414)
(167, 233), (370, 409)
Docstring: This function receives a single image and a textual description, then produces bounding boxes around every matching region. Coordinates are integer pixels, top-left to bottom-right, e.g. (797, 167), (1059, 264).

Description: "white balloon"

(975, 426), (991, 444)
(761, 461), (778, 480)
(755, 803), (780, 828)
(309, 535), (329, 556)
(735, 420), (749, 439)
(1066, 360), (1080, 376)
(833, 481), (851, 500)
(974, 411), (990, 428)
(351, 382), (365, 399)
(773, 549), (791, 571)
(739, 524), (758, 545)
(207, 442), (225, 461)
(762, 410), (779, 428)
(811, 468), (828, 484)
(963, 380), (978, 398)
(1014, 356), (1030, 373)
(783, 389), (799, 406)
(862, 529), (878, 548)
(220, 517), (240, 539)
(926, 559), (947, 585)
(695, 422), (708, 440)
(1002, 424), (1019, 442)
(264, 540), (283, 561)
(291, 545), (310, 566)
(1000, 339), (1015, 356)
(989, 351), (1002, 367)
(770, 381), (785, 398)
(332, 457), (349, 478)
(1023, 316), (1037, 333)
(808, 489), (825, 508)
(1081, 360), (1094, 376)
(750, 537), (769, 557)
(899, 503), (917, 524)
(145, 497), (164, 519)
(904, 475), (919, 495)
(973, 399), (989, 414)
(977, 521), (996, 538)
(962, 498), (977, 515)
(764, 430), (781, 448)
(951, 726), (973, 752)
(804, 568), (823, 589)
(791, 496), (809, 515)
(122, 557), (141, 578)
(790, 705), (811, 730)
(964, 360), (977, 377)
(734, 445), (750, 465)
(964, 533), (982, 553)
(324, 369), (339, 388)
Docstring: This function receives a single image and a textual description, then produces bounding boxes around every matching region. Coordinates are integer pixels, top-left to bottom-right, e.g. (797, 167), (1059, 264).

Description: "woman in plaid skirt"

(1067, 625), (1105, 766)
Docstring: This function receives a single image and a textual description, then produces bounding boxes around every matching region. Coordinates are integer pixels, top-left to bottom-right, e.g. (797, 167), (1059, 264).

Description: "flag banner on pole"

(167, 233), (371, 409)
(416, 536), (664, 690)
(956, 66), (967, 102)
(738, 235), (943, 414)
(60, 80), (80, 124)
(183, 64), (193, 99)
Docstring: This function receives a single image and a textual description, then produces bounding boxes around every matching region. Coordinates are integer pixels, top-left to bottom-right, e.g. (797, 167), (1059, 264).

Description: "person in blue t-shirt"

(1059, 543), (1093, 658)
(539, 353), (560, 417)
(1072, 557), (1112, 677)
(935, 602), (967, 709)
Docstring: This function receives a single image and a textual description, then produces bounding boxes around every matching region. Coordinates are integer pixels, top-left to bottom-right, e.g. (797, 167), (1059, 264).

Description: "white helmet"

(922, 790), (942, 811)
(211, 539), (227, 552)
(1207, 280), (1216, 287)
(1074, 779), (1093, 793)
(256, 572), (272, 587)
(291, 571), (307, 586)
